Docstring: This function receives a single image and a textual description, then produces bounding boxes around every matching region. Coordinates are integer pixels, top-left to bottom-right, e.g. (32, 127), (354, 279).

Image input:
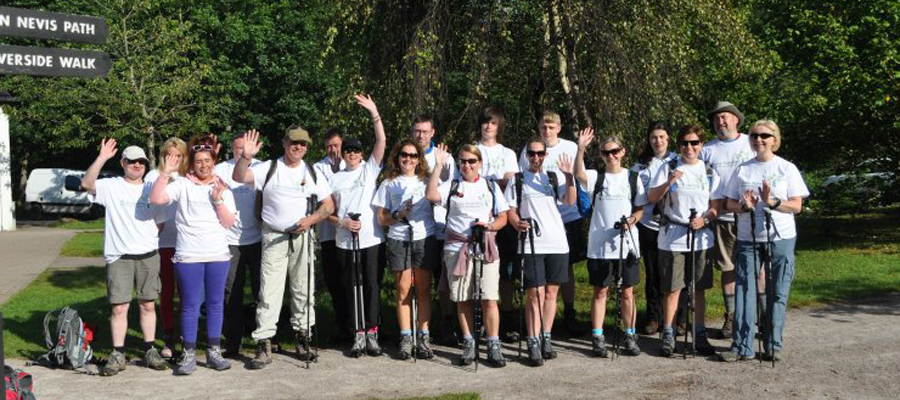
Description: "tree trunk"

(549, 0), (580, 133)
(145, 126), (156, 168)
(559, 0), (592, 128)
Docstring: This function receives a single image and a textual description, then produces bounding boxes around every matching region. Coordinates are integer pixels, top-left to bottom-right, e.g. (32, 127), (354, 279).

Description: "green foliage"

(55, 217), (105, 230)
(59, 232), (103, 257)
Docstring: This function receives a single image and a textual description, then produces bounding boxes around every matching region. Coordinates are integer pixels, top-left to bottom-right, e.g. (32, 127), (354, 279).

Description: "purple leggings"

(175, 260), (230, 349)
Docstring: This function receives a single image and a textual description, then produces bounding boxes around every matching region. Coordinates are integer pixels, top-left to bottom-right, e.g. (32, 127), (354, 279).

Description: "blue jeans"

(731, 237), (797, 356)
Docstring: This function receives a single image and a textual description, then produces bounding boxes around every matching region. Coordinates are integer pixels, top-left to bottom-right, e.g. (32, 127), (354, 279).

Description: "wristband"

(391, 210), (401, 221)
(769, 199), (781, 210)
(213, 198), (224, 205)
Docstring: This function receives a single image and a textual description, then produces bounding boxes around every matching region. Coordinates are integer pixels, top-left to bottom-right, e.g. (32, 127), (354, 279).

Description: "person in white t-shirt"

(700, 101), (755, 339)
(312, 128), (350, 344)
(144, 137), (188, 360)
(412, 114), (459, 345)
(648, 125), (722, 358)
(82, 139), (167, 376)
(507, 137), (576, 366)
(426, 144), (509, 368)
(213, 131), (264, 357)
(518, 111), (584, 336)
(718, 120), (809, 363)
(373, 139), (437, 360)
(475, 106), (521, 344)
(151, 134), (237, 375)
(574, 128), (647, 357)
(631, 122), (677, 336)
(232, 124), (335, 369)
(327, 94), (387, 358)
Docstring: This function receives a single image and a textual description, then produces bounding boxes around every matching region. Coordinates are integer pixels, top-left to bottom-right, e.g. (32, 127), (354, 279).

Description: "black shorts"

(565, 219), (586, 264)
(522, 253), (569, 288)
(497, 224), (520, 281)
(386, 236), (441, 272)
(587, 256), (640, 288)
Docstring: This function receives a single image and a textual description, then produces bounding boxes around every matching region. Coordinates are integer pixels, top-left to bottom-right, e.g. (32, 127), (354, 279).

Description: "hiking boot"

(762, 348), (782, 362)
(248, 339), (272, 369)
(623, 334), (641, 356)
(295, 330), (317, 361)
(541, 336), (557, 360)
(349, 332), (366, 358)
(718, 350), (748, 363)
(144, 347), (169, 370)
(591, 335), (609, 358)
(415, 332), (434, 359)
(365, 331), (383, 356)
(526, 337), (544, 367)
(99, 350), (126, 376)
(459, 338), (476, 366)
(485, 340), (506, 368)
(397, 335), (413, 360)
(564, 308), (583, 337)
(174, 348), (197, 375)
(676, 321), (687, 336)
(642, 320), (660, 336)
(206, 346), (231, 371)
(720, 312), (734, 339)
(696, 332), (716, 356)
(661, 330), (675, 358)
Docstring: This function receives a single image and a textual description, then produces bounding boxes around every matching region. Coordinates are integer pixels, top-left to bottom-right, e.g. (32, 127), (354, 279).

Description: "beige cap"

(283, 126), (311, 142)
(121, 146), (149, 162)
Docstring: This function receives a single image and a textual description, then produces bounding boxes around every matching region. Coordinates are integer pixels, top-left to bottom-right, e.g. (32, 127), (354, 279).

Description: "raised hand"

(355, 94), (379, 117)
(162, 153), (181, 174)
(433, 143), (449, 167)
(759, 180), (772, 205)
(242, 129), (263, 159)
(98, 138), (118, 161)
(577, 127), (594, 149)
(558, 153), (574, 175)
(211, 176), (228, 201)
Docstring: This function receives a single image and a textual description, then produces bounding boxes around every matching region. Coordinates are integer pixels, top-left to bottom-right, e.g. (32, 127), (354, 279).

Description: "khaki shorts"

(444, 250), (500, 302)
(713, 220), (737, 272)
(659, 249), (713, 292)
(107, 251), (161, 304)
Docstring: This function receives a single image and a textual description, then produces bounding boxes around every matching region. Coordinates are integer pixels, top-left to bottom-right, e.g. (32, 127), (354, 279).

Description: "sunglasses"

(192, 144), (214, 152)
(290, 140), (310, 147)
(342, 148), (362, 154)
(124, 159), (147, 166)
(459, 158), (480, 165)
(600, 147), (623, 157)
(750, 133), (775, 140)
(680, 140), (701, 147)
(526, 150), (547, 158)
(399, 151), (420, 159)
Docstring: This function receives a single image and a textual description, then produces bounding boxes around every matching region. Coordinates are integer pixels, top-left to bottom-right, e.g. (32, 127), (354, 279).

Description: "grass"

(3, 209), (898, 361)
(55, 218), (105, 230)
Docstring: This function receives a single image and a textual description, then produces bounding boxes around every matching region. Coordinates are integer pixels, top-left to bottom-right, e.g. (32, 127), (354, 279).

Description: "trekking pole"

(305, 198), (317, 368)
(612, 216), (627, 359)
(764, 209), (776, 369)
(406, 219), (417, 363)
(471, 220), (487, 371)
(1, 310), (6, 393)
(750, 209), (762, 364)
(525, 218), (544, 355)
(685, 209), (698, 358)
(349, 213), (365, 346)
(517, 228), (527, 359)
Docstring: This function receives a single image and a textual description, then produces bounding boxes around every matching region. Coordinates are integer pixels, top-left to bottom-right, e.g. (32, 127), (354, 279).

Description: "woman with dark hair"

(719, 120), (809, 362)
(648, 125), (721, 358)
(373, 139), (437, 360)
(631, 122), (676, 335)
(150, 134), (237, 375)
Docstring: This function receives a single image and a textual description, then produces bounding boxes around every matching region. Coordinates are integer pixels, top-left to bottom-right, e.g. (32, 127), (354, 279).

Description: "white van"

(23, 168), (114, 219)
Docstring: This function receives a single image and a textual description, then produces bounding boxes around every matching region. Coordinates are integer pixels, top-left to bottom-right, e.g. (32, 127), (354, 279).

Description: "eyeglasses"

(526, 150), (547, 158)
(290, 140), (310, 147)
(342, 148), (362, 154)
(680, 140), (701, 147)
(399, 151), (419, 159)
(750, 133), (775, 140)
(600, 147), (623, 157)
(192, 144), (214, 152)
(459, 158), (479, 165)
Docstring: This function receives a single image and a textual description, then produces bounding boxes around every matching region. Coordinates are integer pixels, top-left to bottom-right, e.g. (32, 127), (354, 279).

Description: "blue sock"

(542, 332), (551, 339)
(487, 336), (499, 342)
(417, 329), (429, 336)
(626, 328), (635, 335)
(663, 326), (674, 335)
(592, 328), (604, 337)
(464, 334), (474, 341)
(400, 329), (412, 337)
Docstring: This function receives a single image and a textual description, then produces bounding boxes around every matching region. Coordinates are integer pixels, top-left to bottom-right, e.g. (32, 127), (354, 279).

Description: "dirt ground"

(7, 293), (900, 400)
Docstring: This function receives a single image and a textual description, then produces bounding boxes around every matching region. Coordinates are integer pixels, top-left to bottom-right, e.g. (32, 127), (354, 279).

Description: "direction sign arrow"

(0, 44), (110, 78)
(0, 6), (108, 44)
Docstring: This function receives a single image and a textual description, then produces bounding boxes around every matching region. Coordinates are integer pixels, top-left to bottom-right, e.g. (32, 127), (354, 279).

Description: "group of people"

(84, 97), (808, 376)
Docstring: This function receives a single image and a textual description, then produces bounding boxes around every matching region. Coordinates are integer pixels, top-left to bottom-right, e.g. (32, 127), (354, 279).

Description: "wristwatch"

(213, 198), (225, 205)
(391, 210), (401, 221)
(769, 199), (781, 210)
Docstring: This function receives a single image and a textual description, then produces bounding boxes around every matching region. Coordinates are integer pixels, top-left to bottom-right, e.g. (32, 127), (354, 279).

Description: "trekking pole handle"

(348, 212), (361, 221)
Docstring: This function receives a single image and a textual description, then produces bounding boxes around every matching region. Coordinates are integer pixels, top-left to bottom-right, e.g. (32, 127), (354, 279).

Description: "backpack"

(657, 157), (714, 224)
(254, 160), (319, 221)
(577, 170), (639, 218)
(4, 366), (36, 400)
(445, 178), (497, 220)
(36, 307), (95, 369)
(514, 171), (559, 210)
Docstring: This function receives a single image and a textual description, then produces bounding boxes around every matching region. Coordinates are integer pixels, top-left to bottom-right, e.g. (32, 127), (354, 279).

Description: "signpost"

(0, 44), (111, 78)
(0, 6), (108, 44)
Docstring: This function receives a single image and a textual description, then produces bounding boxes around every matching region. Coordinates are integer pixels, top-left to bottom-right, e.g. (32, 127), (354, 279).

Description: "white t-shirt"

(372, 175), (435, 241)
(504, 170), (569, 254)
(631, 152), (677, 231)
(724, 156), (809, 242)
(330, 157), (385, 250)
(215, 158), (262, 246)
(477, 142), (518, 181)
(437, 178), (509, 252)
(519, 138), (581, 223)
(423, 144), (456, 240)
(700, 134), (755, 222)
(581, 170), (647, 259)
(650, 159), (721, 252)
(92, 177), (159, 263)
(165, 177), (236, 262)
(145, 170), (178, 248)
(313, 157), (346, 243)
(251, 157), (332, 232)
